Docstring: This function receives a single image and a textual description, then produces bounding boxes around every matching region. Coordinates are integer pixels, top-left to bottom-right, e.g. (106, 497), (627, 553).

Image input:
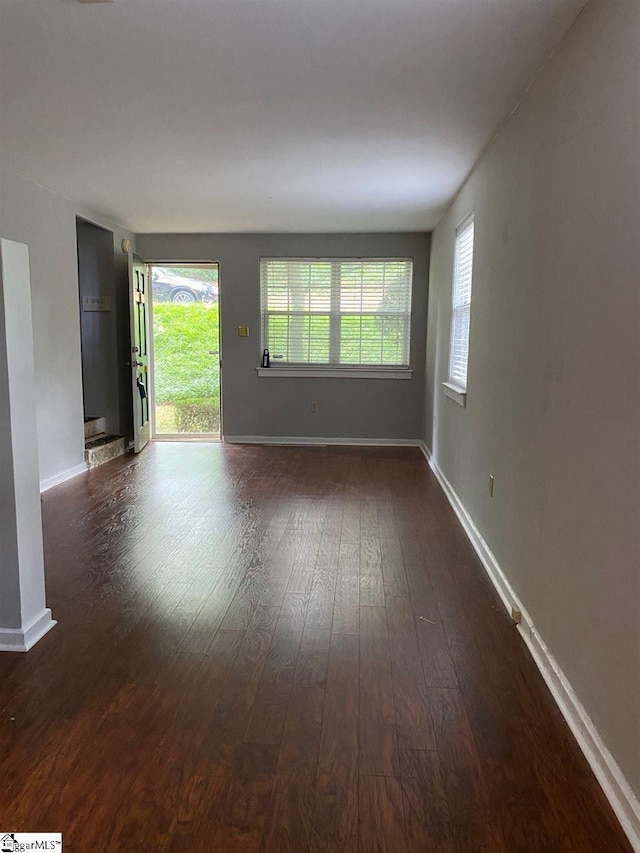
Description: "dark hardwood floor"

(0, 443), (631, 851)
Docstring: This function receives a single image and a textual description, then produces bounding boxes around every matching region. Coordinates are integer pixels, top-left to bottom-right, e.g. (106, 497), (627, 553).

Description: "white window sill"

(442, 381), (467, 406)
(256, 367), (413, 380)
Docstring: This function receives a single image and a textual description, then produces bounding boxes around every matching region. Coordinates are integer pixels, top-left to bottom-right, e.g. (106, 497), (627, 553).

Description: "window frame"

(259, 257), (414, 379)
(444, 213), (475, 406)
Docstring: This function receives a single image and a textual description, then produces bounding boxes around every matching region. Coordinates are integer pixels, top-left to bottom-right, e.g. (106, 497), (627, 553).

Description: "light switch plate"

(237, 326), (249, 337)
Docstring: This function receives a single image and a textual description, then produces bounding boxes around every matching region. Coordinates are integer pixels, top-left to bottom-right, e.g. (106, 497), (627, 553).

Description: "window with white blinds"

(448, 216), (475, 390)
(260, 258), (413, 368)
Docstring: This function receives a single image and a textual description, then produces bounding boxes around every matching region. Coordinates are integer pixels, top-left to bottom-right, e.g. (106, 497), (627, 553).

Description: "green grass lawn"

(153, 302), (220, 434)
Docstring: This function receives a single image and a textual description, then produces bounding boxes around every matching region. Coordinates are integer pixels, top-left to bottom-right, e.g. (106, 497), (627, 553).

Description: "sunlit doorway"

(149, 264), (221, 440)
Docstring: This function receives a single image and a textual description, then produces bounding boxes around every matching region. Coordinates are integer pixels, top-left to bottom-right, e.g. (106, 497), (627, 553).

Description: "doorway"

(76, 219), (131, 468)
(149, 264), (221, 440)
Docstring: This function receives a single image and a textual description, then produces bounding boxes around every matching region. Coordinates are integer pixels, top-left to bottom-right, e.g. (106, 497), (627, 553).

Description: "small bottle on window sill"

(262, 348), (270, 368)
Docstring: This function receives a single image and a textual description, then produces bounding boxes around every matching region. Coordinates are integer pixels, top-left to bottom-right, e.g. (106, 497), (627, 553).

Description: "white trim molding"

(40, 462), (87, 493)
(418, 440), (640, 852)
(226, 436), (419, 447)
(442, 380), (467, 407)
(256, 367), (413, 380)
(0, 608), (56, 652)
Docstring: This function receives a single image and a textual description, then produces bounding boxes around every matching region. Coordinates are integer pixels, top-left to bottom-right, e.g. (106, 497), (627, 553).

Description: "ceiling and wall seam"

(432, 0), (590, 233)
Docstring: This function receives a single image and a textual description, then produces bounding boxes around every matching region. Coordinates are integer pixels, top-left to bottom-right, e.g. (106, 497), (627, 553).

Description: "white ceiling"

(0, 0), (585, 233)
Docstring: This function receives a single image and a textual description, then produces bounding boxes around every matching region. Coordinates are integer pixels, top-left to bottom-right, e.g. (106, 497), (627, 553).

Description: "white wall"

(0, 239), (54, 651)
(0, 239), (43, 628)
(425, 0), (639, 810)
(0, 168), (135, 487)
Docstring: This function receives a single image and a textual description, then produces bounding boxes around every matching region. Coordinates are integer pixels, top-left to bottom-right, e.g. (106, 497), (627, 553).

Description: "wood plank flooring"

(0, 443), (631, 851)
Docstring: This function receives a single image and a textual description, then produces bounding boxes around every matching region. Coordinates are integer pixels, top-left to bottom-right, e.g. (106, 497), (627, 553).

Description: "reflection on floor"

(0, 443), (630, 851)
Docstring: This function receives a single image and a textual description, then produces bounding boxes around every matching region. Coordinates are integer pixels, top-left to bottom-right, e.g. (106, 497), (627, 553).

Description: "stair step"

(84, 417), (106, 439)
(84, 434), (126, 470)
(85, 431), (107, 447)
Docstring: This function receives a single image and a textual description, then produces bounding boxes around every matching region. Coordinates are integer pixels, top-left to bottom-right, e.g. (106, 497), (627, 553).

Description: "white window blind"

(260, 258), (413, 367)
(448, 216), (475, 389)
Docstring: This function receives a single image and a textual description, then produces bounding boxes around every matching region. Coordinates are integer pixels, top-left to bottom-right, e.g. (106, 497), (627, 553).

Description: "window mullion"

(329, 262), (341, 365)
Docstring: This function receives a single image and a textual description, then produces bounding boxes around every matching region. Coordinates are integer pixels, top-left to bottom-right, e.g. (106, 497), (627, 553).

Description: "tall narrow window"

(260, 258), (413, 369)
(448, 215), (475, 392)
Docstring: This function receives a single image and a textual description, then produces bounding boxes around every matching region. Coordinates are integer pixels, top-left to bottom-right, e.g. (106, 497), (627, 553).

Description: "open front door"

(128, 253), (151, 452)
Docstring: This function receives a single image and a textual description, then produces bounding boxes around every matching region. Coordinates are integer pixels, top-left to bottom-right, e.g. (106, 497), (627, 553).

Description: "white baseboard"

(418, 441), (640, 852)
(225, 435), (419, 447)
(0, 608), (56, 652)
(40, 462), (87, 493)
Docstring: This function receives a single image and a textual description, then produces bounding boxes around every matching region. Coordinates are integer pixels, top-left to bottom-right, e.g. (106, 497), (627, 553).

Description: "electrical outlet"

(488, 474), (494, 497)
(310, 401), (319, 413)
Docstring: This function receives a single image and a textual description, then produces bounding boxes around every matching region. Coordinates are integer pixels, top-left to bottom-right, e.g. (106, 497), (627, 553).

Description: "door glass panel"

(151, 265), (220, 437)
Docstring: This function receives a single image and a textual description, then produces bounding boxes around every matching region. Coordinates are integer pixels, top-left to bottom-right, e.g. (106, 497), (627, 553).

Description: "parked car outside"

(152, 269), (217, 304)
